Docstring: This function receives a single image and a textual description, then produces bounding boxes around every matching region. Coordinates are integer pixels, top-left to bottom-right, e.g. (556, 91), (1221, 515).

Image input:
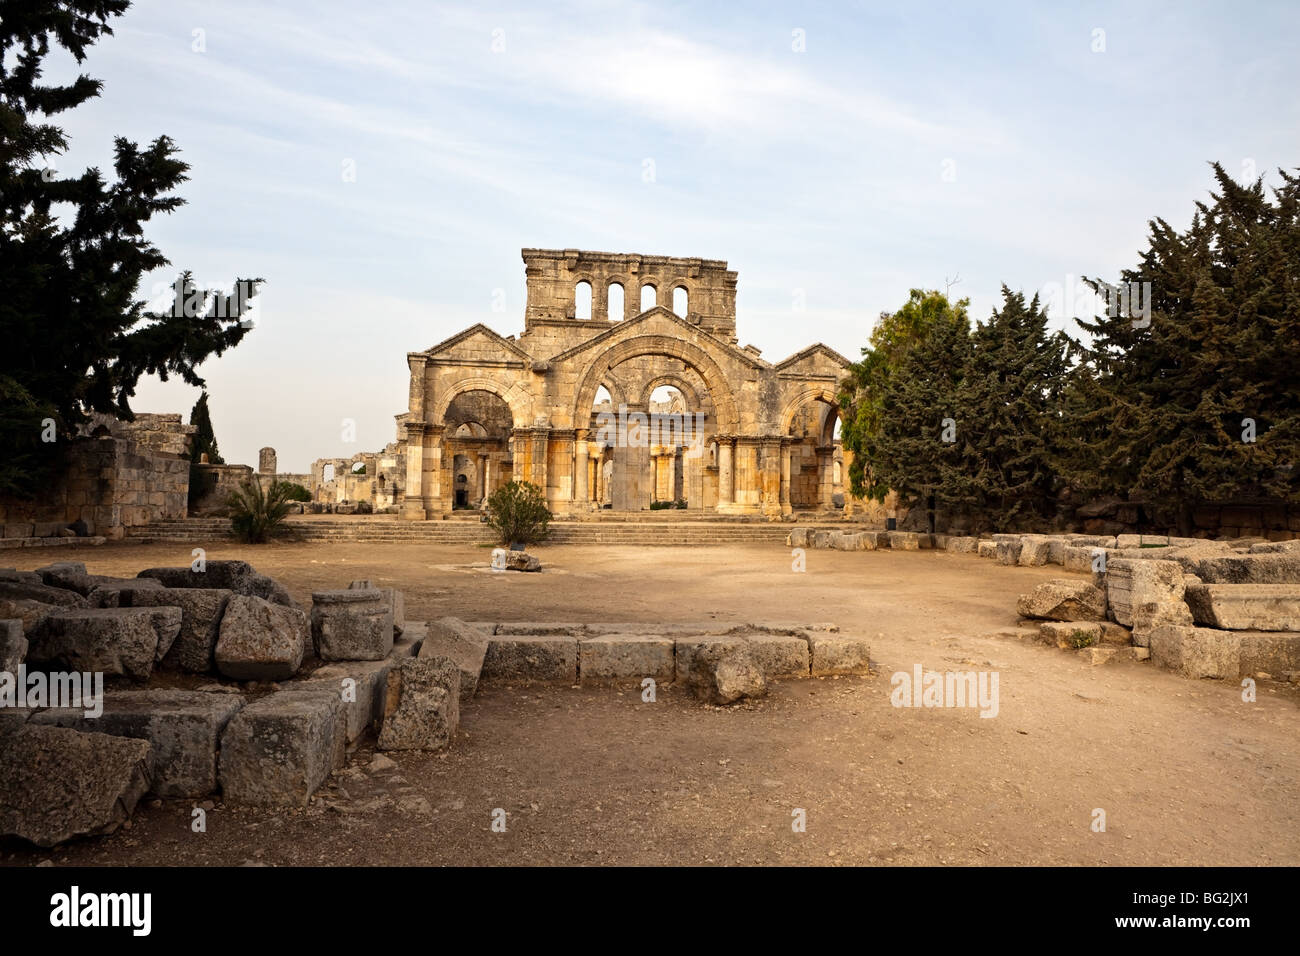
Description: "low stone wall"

(0, 431), (191, 539)
(189, 463), (254, 516)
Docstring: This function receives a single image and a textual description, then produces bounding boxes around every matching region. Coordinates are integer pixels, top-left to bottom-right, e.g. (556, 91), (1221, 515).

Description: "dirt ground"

(4, 538), (1298, 866)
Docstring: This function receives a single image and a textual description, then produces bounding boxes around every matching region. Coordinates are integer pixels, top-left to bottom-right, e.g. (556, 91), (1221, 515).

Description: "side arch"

(431, 377), (533, 428)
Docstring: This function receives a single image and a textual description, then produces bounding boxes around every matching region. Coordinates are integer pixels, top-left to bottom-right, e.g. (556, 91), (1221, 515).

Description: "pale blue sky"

(41, 0), (1300, 471)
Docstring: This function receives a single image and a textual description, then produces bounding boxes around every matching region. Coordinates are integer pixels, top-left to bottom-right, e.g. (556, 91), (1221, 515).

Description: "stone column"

(574, 431), (589, 507)
(717, 437), (734, 506)
(483, 456), (493, 502)
(780, 441), (792, 516)
(426, 425), (447, 514)
(401, 423), (427, 519)
(760, 438), (782, 518)
(818, 445), (835, 511)
(477, 453), (488, 505)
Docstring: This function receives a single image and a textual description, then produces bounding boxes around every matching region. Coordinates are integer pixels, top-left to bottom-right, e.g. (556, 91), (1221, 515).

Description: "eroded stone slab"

(311, 588), (394, 662)
(482, 635), (579, 682)
(417, 617), (489, 701)
(808, 634), (871, 675)
(1185, 584), (1300, 631)
(215, 595), (308, 681)
(0, 724), (152, 846)
(31, 689), (243, 797)
(1016, 580), (1107, 622)
(26, 607), (165, 681)
(579, 634), (675, 682)
(127, 587), (231, 672)
(219, 692), (341, 805)
(378, 657), (460, 751)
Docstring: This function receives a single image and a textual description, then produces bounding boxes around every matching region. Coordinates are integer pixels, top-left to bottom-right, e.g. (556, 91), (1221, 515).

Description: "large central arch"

(573, 335), (740, 431)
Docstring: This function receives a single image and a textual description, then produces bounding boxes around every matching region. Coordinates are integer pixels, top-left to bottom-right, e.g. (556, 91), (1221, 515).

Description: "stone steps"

(126, 518), (815, 546)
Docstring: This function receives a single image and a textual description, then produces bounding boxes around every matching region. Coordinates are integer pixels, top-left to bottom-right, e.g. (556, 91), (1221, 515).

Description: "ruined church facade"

(397, 249), (852, 518)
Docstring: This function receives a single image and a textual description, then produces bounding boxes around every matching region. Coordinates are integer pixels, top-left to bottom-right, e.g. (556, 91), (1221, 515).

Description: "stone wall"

(0, 414), (195, 538)
(190, 464), (254, 516)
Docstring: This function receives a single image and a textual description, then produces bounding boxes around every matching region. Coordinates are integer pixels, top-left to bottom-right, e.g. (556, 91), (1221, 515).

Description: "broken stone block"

(126, 587), (231, 672)
(138, 560), (297, 608)
(0, 724), (152, 846)
(218, 692), (341, 805)
(310, 588), (394, 661)
(214, 595), (308, 681)
(945, 537), (978, 554)
(685, 640), (766, 704)
(1184, 583), (1300, 631)
(504, 551), (541, 572)
(1, 618), (26, 673)
(87, 578), (165, 607)
(285, 658), (394, 744)
(0, 598), (60, 640)
(377, 657), (460, 751)
(1037, 621), (1130, 649)
(1148, 625), (1242, 679)
(494, 622), (582, 636)
(1077, 645), (1120, 665)
(888, 531), (920, 551)
(416, 616), (489, 700)
(1018, 537), (1053, 567)
(1191, 553), (1300, 585)
(1105, 559), (1188, 627)
(811, 531), (833, 549)
(26, 607), (167, 681)
(578, 634), (675, 682)
(1236, 631), (1300, 676)
(482, 634), (579, 682)
(0, 580), (87, 607)
(977, 540), (997, 558)
(735, 632), (809, 678)
(996, 538), (1023, 565)
(1016, 580), (1107, 622)
(30, 689), (243, 797)
(787, 528), (810, 548)
(808, 634), (871, 675)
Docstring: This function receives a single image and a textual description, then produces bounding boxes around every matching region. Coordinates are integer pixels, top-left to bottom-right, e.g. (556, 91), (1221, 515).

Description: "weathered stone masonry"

(398, 248), (855, 517)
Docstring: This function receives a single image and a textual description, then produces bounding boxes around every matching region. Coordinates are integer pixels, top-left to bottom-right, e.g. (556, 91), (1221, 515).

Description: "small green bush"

(485, 480), (552, 546)
(229, 478), (295, 543)
(280, 482), (312, 502)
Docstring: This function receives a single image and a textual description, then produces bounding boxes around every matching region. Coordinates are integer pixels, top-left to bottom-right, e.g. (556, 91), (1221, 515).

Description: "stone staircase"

(125, 516), (852, 546)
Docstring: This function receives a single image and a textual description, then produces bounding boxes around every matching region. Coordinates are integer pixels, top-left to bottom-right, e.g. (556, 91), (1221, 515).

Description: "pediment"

(775, 343), (853, 378)
(420, 324), (533, 365)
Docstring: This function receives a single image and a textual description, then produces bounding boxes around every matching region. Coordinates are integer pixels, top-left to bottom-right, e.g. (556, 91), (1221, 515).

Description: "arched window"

(640, 284), (656, 312)
(322, 464), (335, 483)
(575, 281), (592, 320)
(672, 286), (688, 317)
(607, 282), (624, 321)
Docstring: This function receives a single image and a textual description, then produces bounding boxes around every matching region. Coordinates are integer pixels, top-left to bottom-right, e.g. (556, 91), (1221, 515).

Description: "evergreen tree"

(188, 391), (222, 464)
(1065, 163), (1300, 532)
(861, 300), (970, 517)
(950, 288), (1069, 529)
(0, 1), (260, 496)
(839, 290), (971, 501)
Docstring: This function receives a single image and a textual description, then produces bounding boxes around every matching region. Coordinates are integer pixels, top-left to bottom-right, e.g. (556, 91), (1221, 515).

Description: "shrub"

(485, 480), (551, 546)
(229, 478), (295, 543)
(280, 482), (312, 502)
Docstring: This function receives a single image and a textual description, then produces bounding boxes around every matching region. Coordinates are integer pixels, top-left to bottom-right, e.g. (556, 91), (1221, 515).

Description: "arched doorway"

(784, 393), (842, 512)
(442, 391), (514, 509)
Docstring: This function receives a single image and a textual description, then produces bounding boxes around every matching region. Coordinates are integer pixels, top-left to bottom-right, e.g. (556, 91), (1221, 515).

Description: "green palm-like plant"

(229, 478), (295, 543)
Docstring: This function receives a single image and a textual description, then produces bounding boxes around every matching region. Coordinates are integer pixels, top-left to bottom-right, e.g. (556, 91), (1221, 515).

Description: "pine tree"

(951, 288), (1069, 530)
(0, 1), (260, 496)
(188, 391), (222, 464)
(1065, 163), (1300, 532)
